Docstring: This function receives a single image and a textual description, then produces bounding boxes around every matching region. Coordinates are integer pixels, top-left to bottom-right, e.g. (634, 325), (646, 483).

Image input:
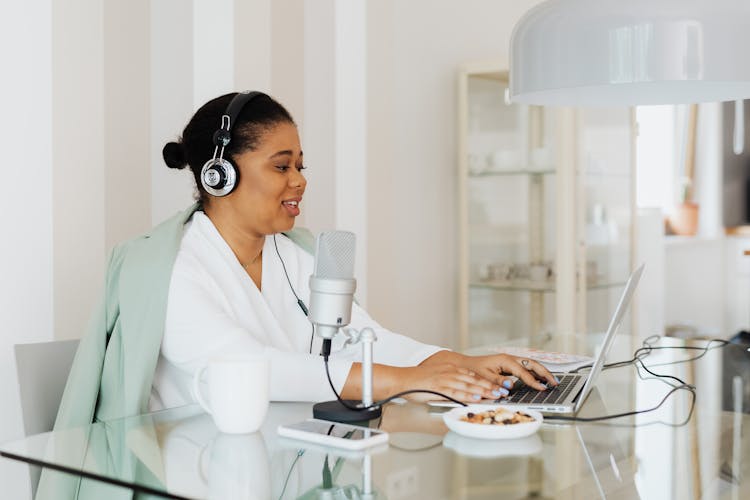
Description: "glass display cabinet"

(457, 61), (636, 350)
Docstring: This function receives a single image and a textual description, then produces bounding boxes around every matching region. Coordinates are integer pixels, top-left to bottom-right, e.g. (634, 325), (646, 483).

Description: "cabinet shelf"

(469, 280), (627, 293)
(458, 61), (635, 348)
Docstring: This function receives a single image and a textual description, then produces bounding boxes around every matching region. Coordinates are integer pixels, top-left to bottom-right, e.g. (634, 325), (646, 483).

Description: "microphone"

(308, 231), (381, 423)
(309, 231), (357, 342)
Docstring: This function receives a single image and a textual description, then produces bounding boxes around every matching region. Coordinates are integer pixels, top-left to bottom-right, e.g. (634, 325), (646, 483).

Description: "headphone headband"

(212, 91), (268, 148)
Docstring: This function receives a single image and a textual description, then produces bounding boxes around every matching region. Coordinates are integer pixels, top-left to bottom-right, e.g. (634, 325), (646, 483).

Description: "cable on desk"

(547, 348), (699, 423)
(387, 440), (444, 452)
(319, 334), (729, 423)
(322, 346), (469, 413)
(277, 449), (304, 500)
(570, 336), (731, 374)
(545, 383), (695, 423)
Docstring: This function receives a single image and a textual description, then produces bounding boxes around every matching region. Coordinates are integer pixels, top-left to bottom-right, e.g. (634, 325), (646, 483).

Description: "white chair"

(14, 339), (80, 497)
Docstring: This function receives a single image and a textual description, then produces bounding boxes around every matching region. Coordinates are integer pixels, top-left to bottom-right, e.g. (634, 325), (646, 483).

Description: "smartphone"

(277, 419), (389, 450)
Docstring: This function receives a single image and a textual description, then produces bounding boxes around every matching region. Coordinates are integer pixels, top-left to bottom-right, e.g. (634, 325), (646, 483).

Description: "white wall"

(104, 0), (152, 250)
(301, 0), (370, 304)
(0, 1), (53, 497)
(51, 0), (105, 341)
(366, 0), (543, 348)
(664, 238), (726, 336)
(302, 0), (336, 233)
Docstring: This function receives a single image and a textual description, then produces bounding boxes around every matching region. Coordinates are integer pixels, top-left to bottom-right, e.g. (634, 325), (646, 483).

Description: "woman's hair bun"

(162, 141), (188, 170)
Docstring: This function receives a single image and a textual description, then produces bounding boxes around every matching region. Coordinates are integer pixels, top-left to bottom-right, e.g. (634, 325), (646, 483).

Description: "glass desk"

(1, 336), (749, 499)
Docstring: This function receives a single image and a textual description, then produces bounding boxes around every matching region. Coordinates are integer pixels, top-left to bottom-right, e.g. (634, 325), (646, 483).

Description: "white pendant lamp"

(509, 0), (750, 106)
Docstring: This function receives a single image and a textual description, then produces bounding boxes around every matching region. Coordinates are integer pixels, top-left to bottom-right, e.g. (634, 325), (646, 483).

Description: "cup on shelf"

(488, 263), (513, 282)
(529, 263), (552, 282)
(585, 260), (599, 284)
(487, 149), (520, 172)
(513, 263), (530, 281)
(192, 356), (270, 434)
(468, 154), (487, 175)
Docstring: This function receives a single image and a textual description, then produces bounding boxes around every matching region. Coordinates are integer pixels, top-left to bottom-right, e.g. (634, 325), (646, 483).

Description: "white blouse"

(149, 211), (443, 411)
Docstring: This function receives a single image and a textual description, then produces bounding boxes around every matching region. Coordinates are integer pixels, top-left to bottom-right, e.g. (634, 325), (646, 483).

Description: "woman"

(55, 91), (557, 432)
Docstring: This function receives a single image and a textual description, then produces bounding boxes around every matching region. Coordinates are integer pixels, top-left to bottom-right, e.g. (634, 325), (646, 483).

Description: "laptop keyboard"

(502, 374), (579, 405)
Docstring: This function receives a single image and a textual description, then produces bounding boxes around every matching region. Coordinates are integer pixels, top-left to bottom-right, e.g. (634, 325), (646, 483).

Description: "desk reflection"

(3, 336), (749, 499)
(157, 405), (382, 499)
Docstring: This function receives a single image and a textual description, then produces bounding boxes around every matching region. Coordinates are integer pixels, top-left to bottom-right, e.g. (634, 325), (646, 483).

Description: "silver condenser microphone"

(309, 231), (381, 423)
(309, 231), (357, 340)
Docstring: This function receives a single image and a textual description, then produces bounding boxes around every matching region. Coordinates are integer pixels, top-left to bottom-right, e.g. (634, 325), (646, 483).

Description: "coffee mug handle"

(197, 439), (213, 484)
(192, 365), (212, 415)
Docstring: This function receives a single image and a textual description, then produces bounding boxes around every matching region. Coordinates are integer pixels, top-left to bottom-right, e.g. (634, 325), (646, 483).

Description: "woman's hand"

(458, 353), (558, 391)
(421, 351), (558, 393)
(342, 352), (559, 404)
(394, 363), (507, 403)
(342, 362), (502, 403)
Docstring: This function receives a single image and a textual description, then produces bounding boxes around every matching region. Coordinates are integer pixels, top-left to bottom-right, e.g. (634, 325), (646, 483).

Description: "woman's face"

(226, 121), (306, 235)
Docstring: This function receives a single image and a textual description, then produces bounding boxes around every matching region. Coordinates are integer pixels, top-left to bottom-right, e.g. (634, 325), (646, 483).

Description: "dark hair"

(162, 92), (295, 203)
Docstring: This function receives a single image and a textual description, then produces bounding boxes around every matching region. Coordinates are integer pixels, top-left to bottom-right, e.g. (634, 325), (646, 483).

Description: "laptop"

(431, 263), (644, 415)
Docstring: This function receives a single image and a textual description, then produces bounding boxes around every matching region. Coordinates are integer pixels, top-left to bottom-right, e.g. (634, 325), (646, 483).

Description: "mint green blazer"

(55, 203), (314, 430)
(38, 204), (315, 499)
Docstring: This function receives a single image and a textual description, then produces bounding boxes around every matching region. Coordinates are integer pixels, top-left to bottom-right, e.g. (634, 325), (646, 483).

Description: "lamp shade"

(509, 0), (750, 106)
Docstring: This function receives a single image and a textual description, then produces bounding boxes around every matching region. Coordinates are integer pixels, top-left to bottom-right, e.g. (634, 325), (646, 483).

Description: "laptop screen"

(573, 264), (645, 413)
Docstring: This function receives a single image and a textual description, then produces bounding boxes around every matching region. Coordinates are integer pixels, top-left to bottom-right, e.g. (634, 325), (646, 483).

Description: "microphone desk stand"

(313, 327), (382, 423)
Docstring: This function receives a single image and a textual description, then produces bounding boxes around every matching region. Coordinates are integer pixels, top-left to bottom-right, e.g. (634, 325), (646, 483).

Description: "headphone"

(200, 91), (267, 197)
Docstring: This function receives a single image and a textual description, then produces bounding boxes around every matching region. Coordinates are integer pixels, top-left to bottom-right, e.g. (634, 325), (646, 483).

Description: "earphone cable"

(273, 234), (302, 303)
(273, 234), (315, 353)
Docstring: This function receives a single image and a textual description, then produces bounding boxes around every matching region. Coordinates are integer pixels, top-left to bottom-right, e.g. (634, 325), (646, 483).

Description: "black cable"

(277, 449), (304, 500)
(321, 343), (468, 411)
(319, 334), (725, 423)
(308, 324), (315, 354)
(547, 339), (704, 423)
(545, 383), (695, 423)
(273, 234), (315, 353)
(273, 234), (301, 303)
(388, 440), (444, 452)
(570, 337), (730, 373)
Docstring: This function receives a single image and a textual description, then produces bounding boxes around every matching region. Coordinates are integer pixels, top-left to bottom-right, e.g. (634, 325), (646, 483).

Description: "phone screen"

(284, 420), (380, 440)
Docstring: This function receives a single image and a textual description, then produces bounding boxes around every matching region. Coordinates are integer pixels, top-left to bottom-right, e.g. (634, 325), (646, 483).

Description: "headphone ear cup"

(200, 158), (237, 197)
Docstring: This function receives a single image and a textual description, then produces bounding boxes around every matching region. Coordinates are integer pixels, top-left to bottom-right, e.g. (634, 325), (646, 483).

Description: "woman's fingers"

(402, 365), (505, 402)
(520, 358), (559, 386)
(401, 360), (561, 403)
(505, 358), (557, 390)
(442, 369), (507, 401)
(476, 368), (518, 391)
(470, 354), (559, 390)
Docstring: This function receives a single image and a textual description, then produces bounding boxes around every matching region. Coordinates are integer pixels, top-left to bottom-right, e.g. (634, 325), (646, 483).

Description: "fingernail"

(554, 376), (560, 384)
(472, 394), (482, 400)
(502, 380), (513, 389)
(492, 388), (509, 398)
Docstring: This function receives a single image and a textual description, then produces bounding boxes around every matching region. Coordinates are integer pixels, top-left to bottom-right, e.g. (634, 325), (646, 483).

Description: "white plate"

(442, 405), (543, 440)
(443, 432), (543, 458)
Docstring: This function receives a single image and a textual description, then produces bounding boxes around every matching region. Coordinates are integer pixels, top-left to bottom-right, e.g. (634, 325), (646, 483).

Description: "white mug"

(192, 356), (270, 434)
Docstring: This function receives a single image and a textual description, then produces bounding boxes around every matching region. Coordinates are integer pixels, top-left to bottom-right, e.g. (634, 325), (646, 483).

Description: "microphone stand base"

(312, 400), (382, 423)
